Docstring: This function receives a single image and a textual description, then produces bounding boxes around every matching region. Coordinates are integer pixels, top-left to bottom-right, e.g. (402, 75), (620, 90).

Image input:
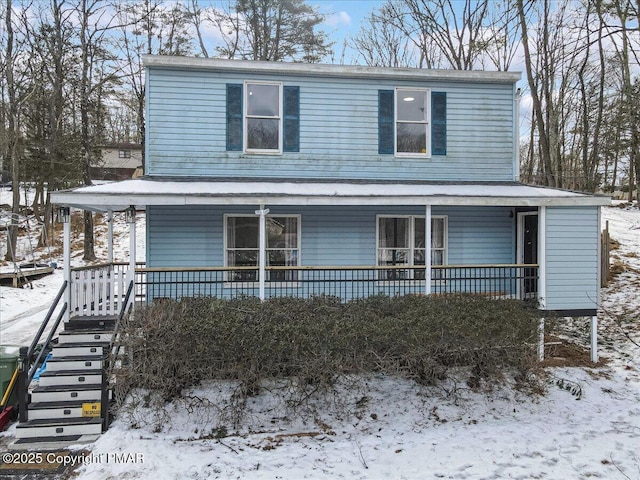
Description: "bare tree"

(576, 1), (606, 192)
(3, 0), (22, 261)
(517, 0), (584, 188)
(187, 0), (209, 57)
(351, 4), (417, 67)
(609, 0), (640, 201)
(76, 0), (120, 260)
(20, 0), (82, 246)
(381, 0), (492, 70)
(114, 0), (194, 175)
(482, 0), (521, 71)
(210, 0), (332, 62)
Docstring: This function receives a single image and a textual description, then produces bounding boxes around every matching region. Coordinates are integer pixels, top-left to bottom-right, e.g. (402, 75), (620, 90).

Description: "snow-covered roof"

(142, 55), (521, 84)
(50, 178), (610, 212)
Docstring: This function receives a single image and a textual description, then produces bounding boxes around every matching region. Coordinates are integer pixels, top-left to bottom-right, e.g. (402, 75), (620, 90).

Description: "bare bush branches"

(113, 295), (542, 424)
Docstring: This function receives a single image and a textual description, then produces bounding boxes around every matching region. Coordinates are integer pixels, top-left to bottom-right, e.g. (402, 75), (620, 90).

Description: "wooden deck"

(0, 266), (55, 287)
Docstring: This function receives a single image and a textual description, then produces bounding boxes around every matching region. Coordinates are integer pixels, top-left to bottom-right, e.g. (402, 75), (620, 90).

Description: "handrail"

(27, 303), (67, 384)
(102, 280), (135, 431)
(113, 280), (135, 343)
(135, 263), (539, 273)
(71, 261), (145, 273)
(18, 280), (69, 422)
(26, 280), (68, 360)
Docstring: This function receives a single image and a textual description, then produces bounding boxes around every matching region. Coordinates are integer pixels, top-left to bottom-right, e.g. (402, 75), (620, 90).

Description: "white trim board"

(51, 179), (611, 212)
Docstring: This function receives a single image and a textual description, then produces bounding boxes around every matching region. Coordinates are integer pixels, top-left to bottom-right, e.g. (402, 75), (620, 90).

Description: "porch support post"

(592, 206), (601, 364)
(514, 88), (521, 182)
(538, 317), (545, 362)
(538, 206), (546, 308)
(256, 205), (270, 301)
(126, 206), (136, 289)
(425, 205), (432, 296)
(62, 208), (71, 322)
(107, 210), (114, 264)
(591, 316), (598, 363)
(538, 206), (547, 361)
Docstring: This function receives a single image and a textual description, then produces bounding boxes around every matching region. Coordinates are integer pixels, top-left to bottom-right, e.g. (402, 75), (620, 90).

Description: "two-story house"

(53, 55), (608, 351)
(11, 55), (608, 447)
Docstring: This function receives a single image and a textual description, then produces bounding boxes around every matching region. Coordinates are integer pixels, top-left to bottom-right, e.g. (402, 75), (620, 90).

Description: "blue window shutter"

(226, 84), (243, 151)
(378, 90), (394, 154)
(431, 92), (446, 156)
(283, 86), (300, 152)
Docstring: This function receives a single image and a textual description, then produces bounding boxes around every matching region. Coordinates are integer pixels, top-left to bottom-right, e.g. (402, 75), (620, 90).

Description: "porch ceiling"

(50, 177), (611, 212)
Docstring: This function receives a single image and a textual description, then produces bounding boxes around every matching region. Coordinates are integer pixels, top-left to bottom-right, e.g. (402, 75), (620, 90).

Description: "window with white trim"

(225, 214), (300, 281)
(377, 215), (447, 279)
(396, 88), (430, 156)
(245, 82), (282, 153)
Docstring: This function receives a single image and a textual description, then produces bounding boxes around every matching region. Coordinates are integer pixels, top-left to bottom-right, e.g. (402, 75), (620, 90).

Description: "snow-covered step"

(31, 384), (102, 403)
(28, 399), (101, 421)
(45, 355), (104, 372)
(57, 331), (113, 344)
(38, 369), (103, 387)
(15, 417), (102, 439)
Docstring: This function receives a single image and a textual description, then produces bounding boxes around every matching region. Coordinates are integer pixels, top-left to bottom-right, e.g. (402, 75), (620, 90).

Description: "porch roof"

(51, 177), (611, 212)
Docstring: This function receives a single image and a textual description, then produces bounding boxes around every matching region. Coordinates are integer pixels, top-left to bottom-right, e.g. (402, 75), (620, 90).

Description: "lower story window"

(225, 215), (300, 281)
(377, 215), (447, 280)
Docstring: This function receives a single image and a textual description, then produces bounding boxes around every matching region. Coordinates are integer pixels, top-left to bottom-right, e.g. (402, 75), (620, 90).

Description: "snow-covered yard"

(1, 199), (639, 479)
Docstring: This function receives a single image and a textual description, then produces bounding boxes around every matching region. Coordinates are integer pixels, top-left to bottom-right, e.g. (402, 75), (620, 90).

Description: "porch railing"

(68, 263), (538, 314)
(70, 262), (142, 317)
(133, 264), (538, 302)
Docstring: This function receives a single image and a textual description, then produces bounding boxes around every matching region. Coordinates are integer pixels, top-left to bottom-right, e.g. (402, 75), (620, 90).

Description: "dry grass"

(542, 335), (607, 368)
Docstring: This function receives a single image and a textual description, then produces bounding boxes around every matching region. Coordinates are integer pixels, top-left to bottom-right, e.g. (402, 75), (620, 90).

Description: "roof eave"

(51, 192), (611, 211)
(141, 55), (522, 84)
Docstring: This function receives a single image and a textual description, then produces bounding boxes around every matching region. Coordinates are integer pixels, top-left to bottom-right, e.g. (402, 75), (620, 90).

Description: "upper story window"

(245, 82), (282, 153)
(378, 89), (447, 157)
(226, 83), (300, 154)
(396, 89), (429, 156)
(119, 150), (131, 158)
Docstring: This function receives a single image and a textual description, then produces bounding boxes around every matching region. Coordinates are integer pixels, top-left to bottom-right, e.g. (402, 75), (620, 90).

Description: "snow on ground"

(0, 199), (146, 346)
(1, 200), (639, 480)
(591, 203), (640, 410)
(75, 369), (640, 480)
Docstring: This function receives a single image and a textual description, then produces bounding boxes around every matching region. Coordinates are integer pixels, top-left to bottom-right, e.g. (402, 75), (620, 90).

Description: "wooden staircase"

(9, 316), (116, 450)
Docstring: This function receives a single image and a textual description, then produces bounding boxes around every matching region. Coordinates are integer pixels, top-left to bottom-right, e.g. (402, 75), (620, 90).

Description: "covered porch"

(51, 177), (609, 361)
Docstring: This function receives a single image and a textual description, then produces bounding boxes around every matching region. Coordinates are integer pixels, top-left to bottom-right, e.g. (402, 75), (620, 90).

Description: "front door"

(517, 212), (538, 298)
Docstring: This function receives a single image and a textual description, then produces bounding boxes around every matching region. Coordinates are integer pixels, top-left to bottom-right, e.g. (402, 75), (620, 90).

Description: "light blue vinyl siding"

(147, 205), (514, 268)
(545, 207), (600, 311)
(147, 205), (515, 299)
(147, 205), (223, 267)
(146, 68), (515, 181)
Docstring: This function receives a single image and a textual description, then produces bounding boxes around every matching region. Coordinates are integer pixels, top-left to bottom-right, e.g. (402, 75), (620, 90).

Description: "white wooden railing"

(70, 263), (131, 317)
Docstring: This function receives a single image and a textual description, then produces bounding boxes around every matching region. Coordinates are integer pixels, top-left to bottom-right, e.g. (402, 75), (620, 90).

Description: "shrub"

(114, 294), (540, 407)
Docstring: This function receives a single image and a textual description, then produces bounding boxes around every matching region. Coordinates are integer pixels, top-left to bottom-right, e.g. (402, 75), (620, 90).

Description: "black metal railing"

(102, 280), (135, 431)
(133, 264), (538, 303)
(17, 281), (68, 422)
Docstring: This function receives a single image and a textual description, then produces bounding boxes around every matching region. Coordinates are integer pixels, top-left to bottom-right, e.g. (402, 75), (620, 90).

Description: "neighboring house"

(53, 55), (610, 355)
(91, 142), (143, 181)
